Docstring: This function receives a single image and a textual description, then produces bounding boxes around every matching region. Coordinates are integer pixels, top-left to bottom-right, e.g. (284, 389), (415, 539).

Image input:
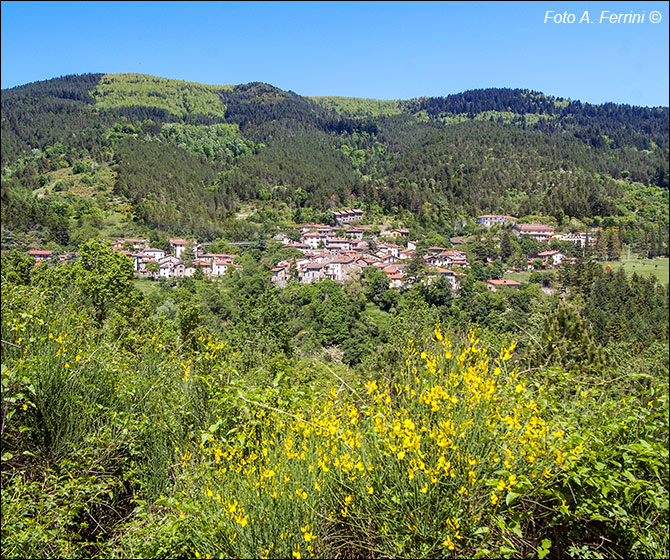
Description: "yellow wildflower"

(442, 536), (455, 550)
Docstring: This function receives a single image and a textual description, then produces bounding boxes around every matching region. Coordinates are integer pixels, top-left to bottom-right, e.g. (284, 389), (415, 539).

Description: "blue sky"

(1, 1), (668, 106)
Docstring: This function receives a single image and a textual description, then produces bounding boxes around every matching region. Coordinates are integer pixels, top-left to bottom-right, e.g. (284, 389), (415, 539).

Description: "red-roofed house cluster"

(109, 237), (241, 279)
(22, 210), (600, 291)
(269, 224), (468, 291)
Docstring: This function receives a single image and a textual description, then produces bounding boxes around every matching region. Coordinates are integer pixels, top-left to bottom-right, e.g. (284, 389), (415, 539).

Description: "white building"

(477, 214), (516, 228)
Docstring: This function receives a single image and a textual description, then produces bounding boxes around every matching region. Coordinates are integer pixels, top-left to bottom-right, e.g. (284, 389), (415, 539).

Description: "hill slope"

(1, 73), (668, 245)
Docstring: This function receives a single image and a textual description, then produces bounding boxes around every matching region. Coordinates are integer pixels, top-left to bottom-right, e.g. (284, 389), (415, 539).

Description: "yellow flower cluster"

(180, 328), (580, 557)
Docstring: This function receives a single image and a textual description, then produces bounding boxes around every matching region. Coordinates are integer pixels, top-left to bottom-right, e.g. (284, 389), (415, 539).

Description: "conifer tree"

(595, 230), (608, 261)
(648, 228), (657, 259)
(500, 230), (512, 261)
(639, 229), (648, 259)
(608, 230), (622, 261)
(655, 224), (664, 258)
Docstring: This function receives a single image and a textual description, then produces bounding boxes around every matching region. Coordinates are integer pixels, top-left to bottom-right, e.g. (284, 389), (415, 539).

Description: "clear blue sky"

(1, 1), (668, 106)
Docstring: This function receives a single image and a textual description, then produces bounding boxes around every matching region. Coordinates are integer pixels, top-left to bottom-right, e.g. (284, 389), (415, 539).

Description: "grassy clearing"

(601, 259), (669, 285)
(98, 210), (135, 239)
(505, 260), (669, 286)
(35, 161), (117, 199)
(132, 277), (161, 298)
(504, 271), (531, 283)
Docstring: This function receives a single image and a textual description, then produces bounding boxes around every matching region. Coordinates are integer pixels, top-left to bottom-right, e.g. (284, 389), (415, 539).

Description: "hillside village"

(25, 210), (599, 292)
(2, 66), (668, 560)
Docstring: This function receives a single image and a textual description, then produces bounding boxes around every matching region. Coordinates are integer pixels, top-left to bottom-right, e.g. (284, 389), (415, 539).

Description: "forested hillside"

(1, 73), (668, 559)
(2, 73), (668, 247)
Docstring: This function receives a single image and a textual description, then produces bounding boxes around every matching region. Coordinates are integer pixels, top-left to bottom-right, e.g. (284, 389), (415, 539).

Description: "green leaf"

(506, 491), (520, 506)
(499, 544), (518, 557)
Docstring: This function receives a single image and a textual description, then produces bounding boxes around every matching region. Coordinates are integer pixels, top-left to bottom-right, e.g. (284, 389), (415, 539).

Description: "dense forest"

(1, 73), (668, 246)
(1, 73), (668, 559)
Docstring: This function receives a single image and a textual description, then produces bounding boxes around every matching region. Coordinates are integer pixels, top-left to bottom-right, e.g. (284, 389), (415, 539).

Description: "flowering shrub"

(171, 325), (583, 558)
(2, 275), (666, 559)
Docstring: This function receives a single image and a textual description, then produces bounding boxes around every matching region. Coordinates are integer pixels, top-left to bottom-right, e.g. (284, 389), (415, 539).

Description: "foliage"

(159, 123), (254, 163)
(1, 72), (668, 559)
(92, 73), (230, 119)
(310, 96), (404, 118)
(3, 74), (667, 242)
(75, 238), (135, 325)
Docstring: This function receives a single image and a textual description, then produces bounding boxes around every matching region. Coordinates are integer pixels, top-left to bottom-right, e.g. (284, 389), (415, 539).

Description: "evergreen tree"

(404, 247), (428, 287)
(595, 230), (608, 260)
(655, 224), (664, 258)
(608, 230), (622, 261)
(648, 228), (657, 259)
(500, 230), (512, 261)
(639, 229), (648, 259)
(181, 242), (195, 267)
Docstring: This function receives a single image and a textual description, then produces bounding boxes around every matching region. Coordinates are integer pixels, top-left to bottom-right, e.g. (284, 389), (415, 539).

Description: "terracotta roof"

(536, 250), (562, 257)
(477, 214), (515, 219)
(514, 224), (555, 232)
(487, 279), (521, 286)
(28, 250), (52, 256)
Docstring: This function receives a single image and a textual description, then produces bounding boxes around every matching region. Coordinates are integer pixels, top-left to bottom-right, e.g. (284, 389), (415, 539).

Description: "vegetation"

(92, 73), (232, 119)
(1, 73), (668, 558)
(1, 241), (668, 559)
(310, 96), (404, 118)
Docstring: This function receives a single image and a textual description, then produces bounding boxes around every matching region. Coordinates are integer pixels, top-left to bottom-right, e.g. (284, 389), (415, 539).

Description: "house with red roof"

(28, 249), (52, 263)
(486, 278), (521, 292)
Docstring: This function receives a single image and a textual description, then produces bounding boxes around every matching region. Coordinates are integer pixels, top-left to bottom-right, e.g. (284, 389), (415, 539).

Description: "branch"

(237, 395), (349, 447)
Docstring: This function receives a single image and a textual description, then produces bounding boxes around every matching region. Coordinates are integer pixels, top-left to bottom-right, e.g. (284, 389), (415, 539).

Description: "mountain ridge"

(1, 72), (667, 247)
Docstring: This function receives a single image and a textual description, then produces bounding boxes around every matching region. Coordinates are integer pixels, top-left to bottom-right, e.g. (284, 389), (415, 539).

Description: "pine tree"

(181, 241), (195, 267)
(655, 224), (664, 258)
(608, 230), (622, 261)
(531, 301), (606, 373)
(500, 230), (512, 261)
(639, 229), (648, 259)
(648, 228), (657, 259)
(595, 230), (608, 261)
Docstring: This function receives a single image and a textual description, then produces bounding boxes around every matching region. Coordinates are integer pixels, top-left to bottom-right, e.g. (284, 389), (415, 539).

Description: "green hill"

(1, 73), (668, 246)
(92, 73), (233, 118)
